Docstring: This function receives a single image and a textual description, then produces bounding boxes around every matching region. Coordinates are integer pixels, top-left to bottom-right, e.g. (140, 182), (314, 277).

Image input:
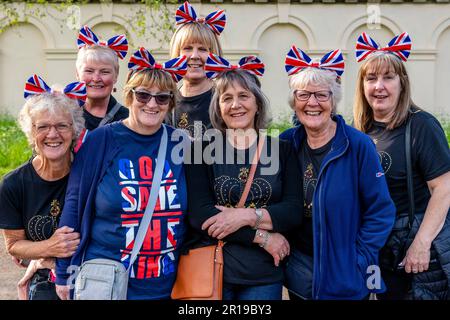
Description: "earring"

(113, 87), (117, 93)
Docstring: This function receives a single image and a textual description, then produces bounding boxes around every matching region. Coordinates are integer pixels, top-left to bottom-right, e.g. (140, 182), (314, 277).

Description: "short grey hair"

(288, 66), (342, 114)
(18, 92), (85, 152)
(76, 45), (119, 76)
(210, 70), (271, 133)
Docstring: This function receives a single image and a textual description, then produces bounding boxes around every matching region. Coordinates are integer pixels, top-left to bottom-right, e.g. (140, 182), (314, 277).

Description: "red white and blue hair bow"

(175, 1), (226, 35)
(128, 47), (187, 82)
(24, 75), (87, 107)
(204, 54), (265, 79)
(355, 32), (412, 62)
(285, 46), (345, 77)
(77, 25), (128, 59)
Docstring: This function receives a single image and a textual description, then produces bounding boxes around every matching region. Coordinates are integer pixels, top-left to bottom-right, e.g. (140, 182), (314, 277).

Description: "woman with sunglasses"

(167, 1), (225, 139)
(55, 48), (189, 300)
(280, 48), (395, 299)
(0, 76), (85, 299)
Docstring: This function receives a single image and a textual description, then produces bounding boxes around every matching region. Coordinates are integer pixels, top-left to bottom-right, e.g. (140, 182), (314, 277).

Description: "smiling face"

(180, 42), (210, 83)
(363, 66), (402, 122)
(128, 85), (171, 135)
(77, 59), (118, 102)
(219, 82), (258, 131)
(33, 109), (74, 162)
(294, 83), (334, 132)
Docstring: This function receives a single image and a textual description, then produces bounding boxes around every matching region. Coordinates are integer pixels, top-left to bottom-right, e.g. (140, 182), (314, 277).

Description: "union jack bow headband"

(77, 25), (128, 59)
(24, 75), (87, 107)
(285, 46), (345, 77)
(175, 1), (226, 35)
(355, 32), (412, 62)
(128, 47), (187, 82)
(204, 54), (265, 79)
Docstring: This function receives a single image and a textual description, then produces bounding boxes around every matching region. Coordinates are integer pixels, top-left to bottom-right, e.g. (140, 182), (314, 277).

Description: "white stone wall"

(1, 2), (449, 121)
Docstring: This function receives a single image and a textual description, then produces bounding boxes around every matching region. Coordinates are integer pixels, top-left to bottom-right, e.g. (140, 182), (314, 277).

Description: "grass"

(0, 116), (32, 178)
(0, 115), (448, 180)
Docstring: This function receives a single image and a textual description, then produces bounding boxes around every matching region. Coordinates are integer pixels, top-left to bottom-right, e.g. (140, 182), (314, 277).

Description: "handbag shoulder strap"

(236, 134), (266, 208)
(98, 102), (122, 127)
(128, 125), (168, 271)
(405, 113), (415, 229)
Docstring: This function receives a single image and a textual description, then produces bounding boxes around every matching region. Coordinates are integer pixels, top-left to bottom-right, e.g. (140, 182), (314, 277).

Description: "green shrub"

(0, 116), (31, 178)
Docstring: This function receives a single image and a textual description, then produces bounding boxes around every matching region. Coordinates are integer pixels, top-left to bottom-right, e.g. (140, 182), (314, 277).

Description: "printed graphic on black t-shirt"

(367, 110), (450, 214)
(170, 89), (212, 139)
(0, 160), (68, 241)
(296, 138), (333, 256)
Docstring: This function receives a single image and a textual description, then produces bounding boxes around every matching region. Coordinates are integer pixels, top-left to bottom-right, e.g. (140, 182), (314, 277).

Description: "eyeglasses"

(131, 89), (173, 105)
(33, 123), (73, 135)
(294, 90), (332, 102)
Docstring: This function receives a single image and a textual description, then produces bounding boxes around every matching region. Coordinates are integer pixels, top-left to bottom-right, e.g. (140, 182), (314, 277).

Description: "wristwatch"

(253, 208), (263, 230)
(257, 230), (270, 248)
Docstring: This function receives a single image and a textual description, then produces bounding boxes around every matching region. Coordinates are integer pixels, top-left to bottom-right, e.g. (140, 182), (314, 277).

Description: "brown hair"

(210, 70), (270, 133)
(353, 52), (417, 132)
(123, 69), (178, 113)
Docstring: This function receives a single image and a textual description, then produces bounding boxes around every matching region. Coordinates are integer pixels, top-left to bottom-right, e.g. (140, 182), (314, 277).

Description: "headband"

(204, 54), (265, 79)
(24, 75), (86, 107)
(356, 32), (411, 62)
(175, 1), (226, 35)
(285, 46), (345, 77)
(77, 25), (128, 59)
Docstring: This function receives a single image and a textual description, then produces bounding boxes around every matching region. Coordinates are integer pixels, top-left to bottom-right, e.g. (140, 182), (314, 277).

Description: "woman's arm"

(402, 171), (450, 273)
(185, 160), (257, 246)
(357, 137), (396, 272)
(3, 228), (79, 260)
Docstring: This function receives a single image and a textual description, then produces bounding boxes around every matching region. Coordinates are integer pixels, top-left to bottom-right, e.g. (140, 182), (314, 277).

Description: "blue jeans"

(284, 249), (313, 300)
(222, 282), (283, 300)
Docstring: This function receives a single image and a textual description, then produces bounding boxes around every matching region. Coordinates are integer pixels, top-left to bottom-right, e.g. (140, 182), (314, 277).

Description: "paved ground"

(0, 232), (23, 300)
(0, 232), (289, 300)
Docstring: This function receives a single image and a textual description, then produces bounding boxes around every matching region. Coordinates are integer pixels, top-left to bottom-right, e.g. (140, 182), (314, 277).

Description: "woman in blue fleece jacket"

(281, 48), (396, 300)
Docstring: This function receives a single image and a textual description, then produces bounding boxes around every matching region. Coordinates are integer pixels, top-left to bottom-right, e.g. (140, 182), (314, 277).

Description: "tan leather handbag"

(171, 135), (265, 300)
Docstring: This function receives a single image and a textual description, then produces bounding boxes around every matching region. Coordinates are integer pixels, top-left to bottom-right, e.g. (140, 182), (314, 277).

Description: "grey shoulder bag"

(74, 125), (168, 300)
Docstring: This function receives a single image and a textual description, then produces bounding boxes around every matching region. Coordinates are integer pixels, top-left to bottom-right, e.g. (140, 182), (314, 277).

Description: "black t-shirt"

(168, 89), (212, 139)
(295, 137), (333, 257)
(0, 160), (68, 241)
(367, 109), (450, 214)
(83, 95), (129, 131)
(185, 136), (303, 285)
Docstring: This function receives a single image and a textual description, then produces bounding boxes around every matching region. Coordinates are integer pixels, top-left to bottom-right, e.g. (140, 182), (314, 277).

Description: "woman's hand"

(56, 285), (71, 300)
(260, 232), (290, 267)
(401, 238), (431, 273)
(202, 206), (254, 239)
(17, 258), (55, 300)
(45, 226), (80, 258)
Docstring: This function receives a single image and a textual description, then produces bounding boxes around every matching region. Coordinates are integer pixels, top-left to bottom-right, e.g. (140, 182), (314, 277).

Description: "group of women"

(0, 1), (449, 300)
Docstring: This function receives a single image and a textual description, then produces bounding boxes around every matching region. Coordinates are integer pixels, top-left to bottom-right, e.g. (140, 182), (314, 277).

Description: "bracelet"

(257, 230), (270, 248)
(253, 208), (263, 230)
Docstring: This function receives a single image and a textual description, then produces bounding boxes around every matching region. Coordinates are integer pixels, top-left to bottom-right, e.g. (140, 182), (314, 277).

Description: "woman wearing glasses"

(280, 48), (396, 299)
(55, 49), (189, 300)
(0, 77), (85, 299)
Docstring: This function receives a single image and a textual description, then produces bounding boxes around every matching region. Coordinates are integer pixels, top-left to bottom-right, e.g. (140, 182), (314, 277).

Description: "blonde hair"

(210, 70), (270, 133)
(353, 52), (416, 132)
(287, 66), (342, 114)
(76, 45), (119, 76)
(123, 69), (178, 113)
(169, 23), (223, 58)
(18, 92), (85, 152)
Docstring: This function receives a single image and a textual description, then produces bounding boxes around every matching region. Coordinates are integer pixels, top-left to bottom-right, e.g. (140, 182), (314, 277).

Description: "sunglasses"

(131, 89), (173, 105)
